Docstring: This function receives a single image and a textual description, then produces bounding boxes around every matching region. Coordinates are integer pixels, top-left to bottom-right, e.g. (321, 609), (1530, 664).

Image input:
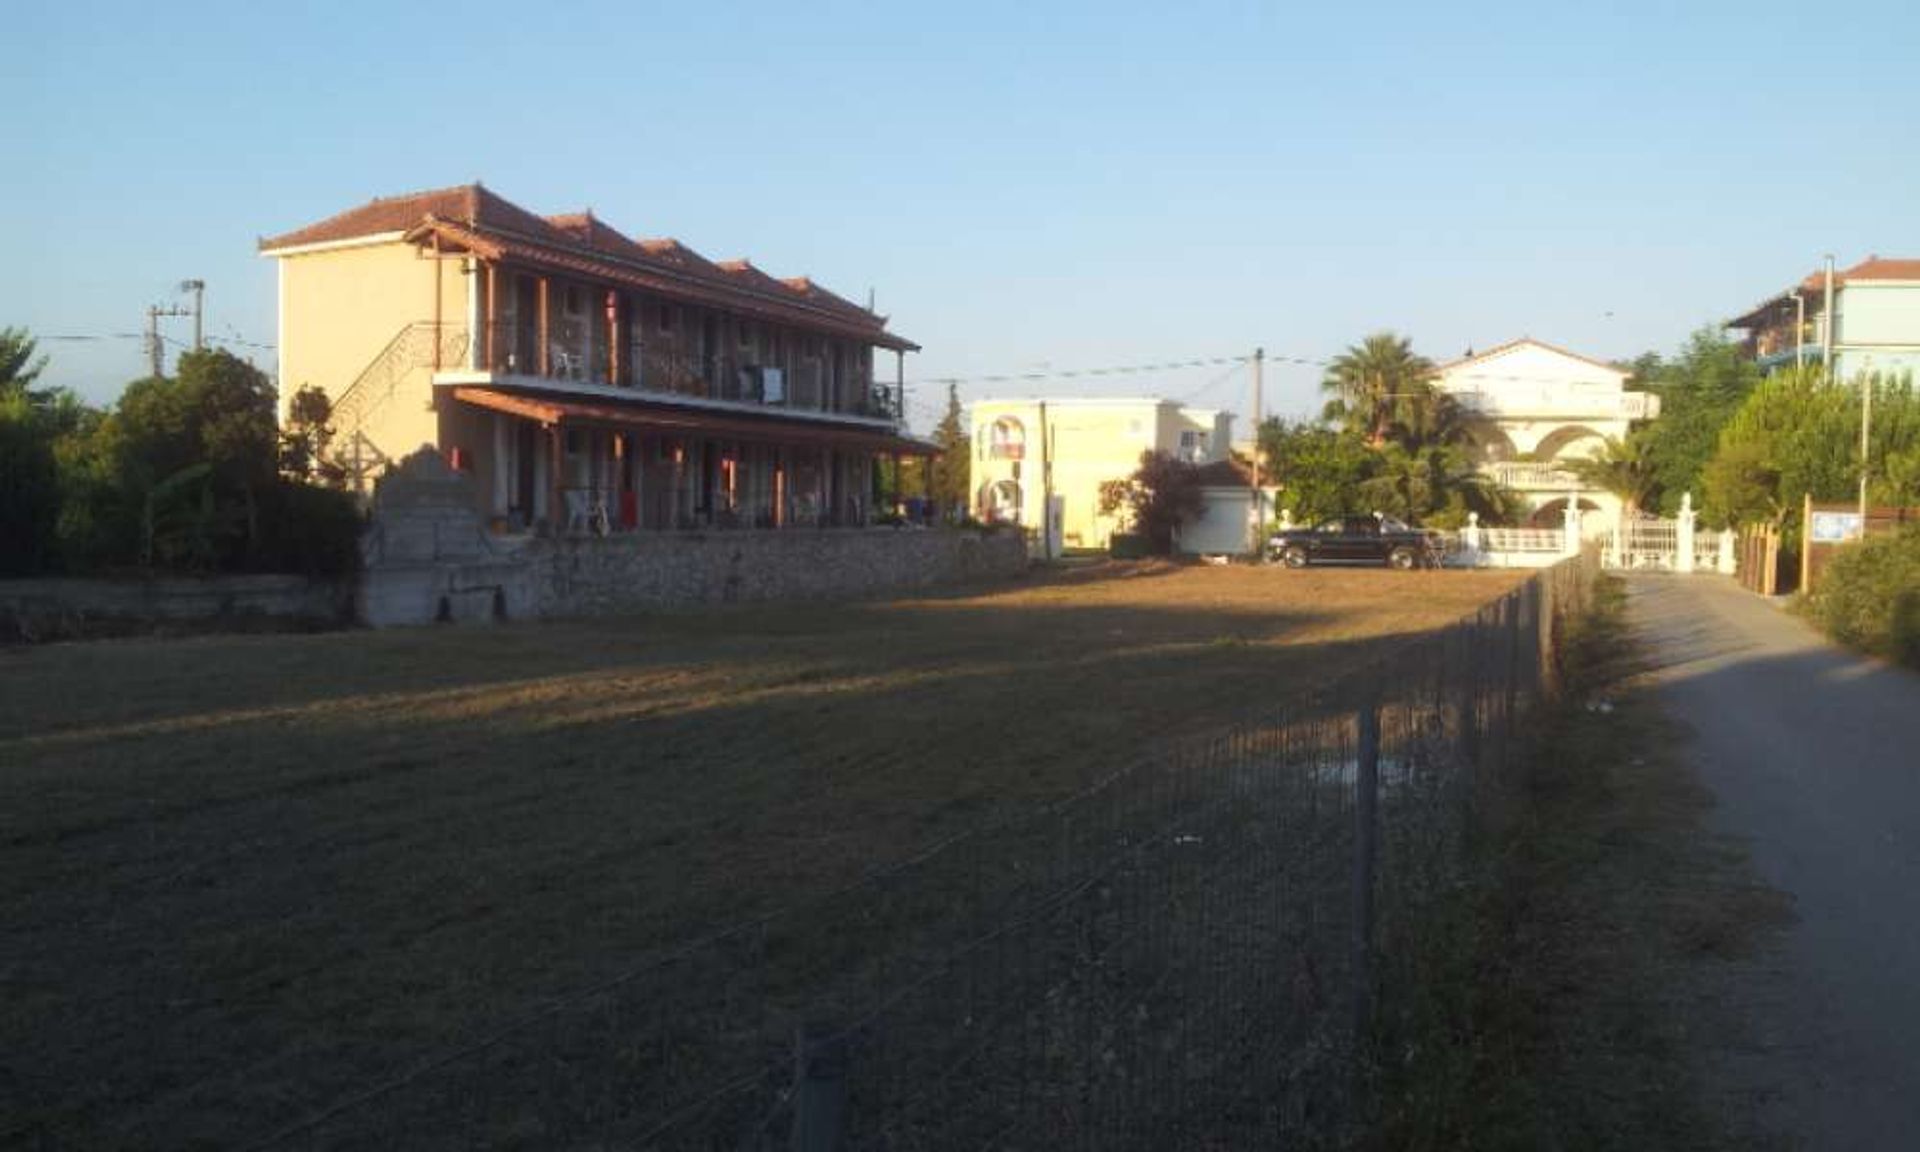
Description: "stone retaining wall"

(357, 449), (1028, 627)
(531, 528), (1027, 616)
(0, 575), (351, 642)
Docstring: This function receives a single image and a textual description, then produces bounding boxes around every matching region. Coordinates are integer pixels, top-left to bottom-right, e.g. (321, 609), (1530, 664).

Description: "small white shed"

(1175, 459), (1279, 556)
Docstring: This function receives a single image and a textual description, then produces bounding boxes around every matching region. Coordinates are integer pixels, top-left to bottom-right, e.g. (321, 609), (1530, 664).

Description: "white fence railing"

(1445, 503), (1736, 575)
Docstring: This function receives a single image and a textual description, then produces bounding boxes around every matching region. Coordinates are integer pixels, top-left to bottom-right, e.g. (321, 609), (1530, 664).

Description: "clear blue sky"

(7, 0), (1917, 431)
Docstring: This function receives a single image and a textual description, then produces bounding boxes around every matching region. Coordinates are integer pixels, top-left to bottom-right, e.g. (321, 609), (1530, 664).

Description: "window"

(988, 417), (1026, 460)
(658, 305), (675, 332)
(1178, 430), (1207, 461)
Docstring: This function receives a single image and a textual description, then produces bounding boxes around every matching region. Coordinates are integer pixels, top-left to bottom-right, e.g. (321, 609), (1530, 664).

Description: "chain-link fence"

(255, 554), (1598, 1151)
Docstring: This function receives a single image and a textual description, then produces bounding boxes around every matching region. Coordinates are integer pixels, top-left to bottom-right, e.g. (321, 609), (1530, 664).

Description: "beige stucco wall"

(273, 239), (468, 466)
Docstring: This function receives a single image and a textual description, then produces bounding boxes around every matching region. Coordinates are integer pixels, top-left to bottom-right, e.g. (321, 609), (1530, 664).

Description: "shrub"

(0, 394), (60, 575)
(1806, 525), (1920, 668)
(255, 481), (365, 578)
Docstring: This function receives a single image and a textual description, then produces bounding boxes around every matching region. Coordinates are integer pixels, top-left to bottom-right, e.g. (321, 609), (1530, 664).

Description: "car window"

(1379, 517), (1412, 533)
(1317, 519), (1344, 534)
(1345, 517), (1379, 535)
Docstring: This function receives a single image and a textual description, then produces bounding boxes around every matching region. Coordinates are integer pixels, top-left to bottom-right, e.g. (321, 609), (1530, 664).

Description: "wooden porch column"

(431, 234), (443, 370)
(537, 277), (551, 377)
(484, 263), (498, 371)
(607, 290), (622, 387)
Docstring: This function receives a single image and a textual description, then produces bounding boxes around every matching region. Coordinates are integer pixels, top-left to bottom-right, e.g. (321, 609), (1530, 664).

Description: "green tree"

(1630, 329), (1762, 514)
(927, 384), (971, 517)
(1098, 450), (1204, 554)
(1700, 364), (1860, 533)
(0, 330), (103, 575)
(1562, 434), (1661, 517)
(1258, 418), (1377, 523)
(0, 389), (60, 575)
(280, 384), (347, 488)
(0, 327), (49, 401)
(100, 349), (280, 569)
(1321, 332), (1437, 447)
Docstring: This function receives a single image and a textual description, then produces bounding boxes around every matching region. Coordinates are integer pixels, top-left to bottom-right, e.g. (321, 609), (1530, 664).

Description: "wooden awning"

(450, 386), (939, 456)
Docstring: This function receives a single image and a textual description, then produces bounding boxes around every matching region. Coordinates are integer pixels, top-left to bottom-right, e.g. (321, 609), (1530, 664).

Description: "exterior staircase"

(328, 322), (470, 490)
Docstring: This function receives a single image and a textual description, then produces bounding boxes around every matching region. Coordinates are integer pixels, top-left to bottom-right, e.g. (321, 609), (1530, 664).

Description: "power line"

(913, 346), (1647, 391)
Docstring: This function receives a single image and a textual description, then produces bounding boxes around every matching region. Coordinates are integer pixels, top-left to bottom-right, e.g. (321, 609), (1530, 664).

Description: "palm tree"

(1562, 435), (1660, 517)
(1322, 332), (1437, 448)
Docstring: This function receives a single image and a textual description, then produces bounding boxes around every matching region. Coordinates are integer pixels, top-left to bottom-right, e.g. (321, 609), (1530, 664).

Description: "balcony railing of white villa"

(1487, 461), (1586, 491)
(1450, 387), (1659, 421)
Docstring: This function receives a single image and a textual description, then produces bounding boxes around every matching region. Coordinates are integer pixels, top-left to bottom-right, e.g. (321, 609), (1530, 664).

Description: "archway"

(1534, 424), (1607, 462)
(1529, 496), (1605, 531)
(987, 417), (1027, 460)
(979, 479), (1022, 523)
(1466, 424), (1519, 463)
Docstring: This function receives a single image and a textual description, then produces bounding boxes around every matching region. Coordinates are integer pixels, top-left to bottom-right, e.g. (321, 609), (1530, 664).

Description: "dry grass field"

(0, 563), (1522, 1147)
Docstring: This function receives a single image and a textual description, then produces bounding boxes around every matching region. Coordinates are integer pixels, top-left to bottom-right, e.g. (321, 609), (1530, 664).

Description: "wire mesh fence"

(258, 555), (1599, 1151)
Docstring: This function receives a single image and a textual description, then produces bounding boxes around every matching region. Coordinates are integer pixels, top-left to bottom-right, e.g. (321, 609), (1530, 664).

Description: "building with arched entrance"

(1433, 339), (1661, 531)
(967, 397), (1232, 550)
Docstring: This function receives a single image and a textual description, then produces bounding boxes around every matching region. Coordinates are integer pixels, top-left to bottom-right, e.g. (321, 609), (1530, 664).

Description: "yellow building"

(968, 397), (1233, 550)
(262, 183), (930, 531)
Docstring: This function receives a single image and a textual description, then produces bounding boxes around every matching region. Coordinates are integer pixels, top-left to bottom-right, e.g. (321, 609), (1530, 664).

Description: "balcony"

(1487, 461), (1586, 492)
(453, 321), (902, 423)
(1450, 387), (1661, 421)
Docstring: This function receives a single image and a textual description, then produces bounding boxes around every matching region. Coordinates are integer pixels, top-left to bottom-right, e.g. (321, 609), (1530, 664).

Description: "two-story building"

(967, 397), (1233, 550)
(1433, 338), (1661, 529)
(262, 183), (931, 533)
(1726, 256), (1920, 381)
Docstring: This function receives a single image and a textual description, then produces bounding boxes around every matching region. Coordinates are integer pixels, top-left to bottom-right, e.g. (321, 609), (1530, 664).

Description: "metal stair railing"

(328, 321), (471, 440)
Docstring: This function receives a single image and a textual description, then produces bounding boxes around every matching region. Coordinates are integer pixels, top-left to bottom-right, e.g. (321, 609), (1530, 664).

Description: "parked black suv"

(1266, 515), (1443, 570)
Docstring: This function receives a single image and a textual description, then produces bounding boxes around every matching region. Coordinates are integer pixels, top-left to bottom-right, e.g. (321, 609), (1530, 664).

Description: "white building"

(969, 397), (1232, 550)
(1433, 338), (1661, 529)
(1727, 256), (1920, 382)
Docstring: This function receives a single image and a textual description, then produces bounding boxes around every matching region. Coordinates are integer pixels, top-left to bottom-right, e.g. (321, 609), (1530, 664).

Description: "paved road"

(1625, 575), (1920, 1150)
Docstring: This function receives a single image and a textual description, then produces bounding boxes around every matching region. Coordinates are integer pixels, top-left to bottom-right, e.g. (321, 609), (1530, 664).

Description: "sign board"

(1809, 511), (1864, 543)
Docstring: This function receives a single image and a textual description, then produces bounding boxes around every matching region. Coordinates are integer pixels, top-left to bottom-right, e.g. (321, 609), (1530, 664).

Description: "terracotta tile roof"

(1794, 256), (1920, 291)
(259, 183), (571, 251)
(261, 184), (916, 350)
(1192, 457), (1257, 487)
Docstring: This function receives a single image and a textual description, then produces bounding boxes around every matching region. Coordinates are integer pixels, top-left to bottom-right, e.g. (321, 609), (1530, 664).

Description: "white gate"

(1604, 517), (1679, 571)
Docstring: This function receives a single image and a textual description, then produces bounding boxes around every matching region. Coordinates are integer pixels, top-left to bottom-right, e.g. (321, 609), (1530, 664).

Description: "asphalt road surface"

(1626, 575), (1920, 1150)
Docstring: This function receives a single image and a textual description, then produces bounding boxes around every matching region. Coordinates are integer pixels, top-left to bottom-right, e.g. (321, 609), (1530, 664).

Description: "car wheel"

(1388, 546), (1417, 570)
(1282, 545), (1309, 569)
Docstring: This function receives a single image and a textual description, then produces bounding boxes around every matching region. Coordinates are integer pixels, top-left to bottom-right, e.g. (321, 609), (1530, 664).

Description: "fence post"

(791, 1024), (848, 1152)
(1351, 696), (1380, 1043)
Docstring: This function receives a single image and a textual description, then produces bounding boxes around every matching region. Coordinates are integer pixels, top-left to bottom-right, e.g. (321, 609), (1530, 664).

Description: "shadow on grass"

(0, 566), (1523, 1148)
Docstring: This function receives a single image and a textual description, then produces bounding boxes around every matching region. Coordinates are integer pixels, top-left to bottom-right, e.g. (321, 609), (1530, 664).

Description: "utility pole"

(144, 303), (191, 377)
(180, 279), (206, 350)
(1860, 355), (1874, 525)
(1250, 347), (1265, 553)
(1038, 399), (1053, 559)
(1822, 253), (1836, 380)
